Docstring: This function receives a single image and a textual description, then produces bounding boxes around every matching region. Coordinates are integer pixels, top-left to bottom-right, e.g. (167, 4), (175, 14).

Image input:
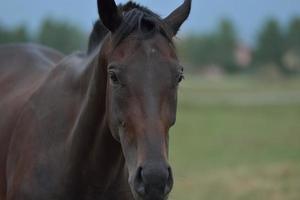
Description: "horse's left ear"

(164, 0), (192, 36)
(97, 0), (123, 32)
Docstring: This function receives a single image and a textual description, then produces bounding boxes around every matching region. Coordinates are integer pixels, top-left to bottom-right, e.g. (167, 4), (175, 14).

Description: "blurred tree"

(287, 17), (300, 52)
(0, 25), (10, 43)
(13, 25), (30, 42)
(0, 23), (30, 44)
(177, 19), (238, 73)
(215, 19), (238, 72)
(37, 18), (86, 54)
(254, 19), (285, 70)
(178, 35), (218, 67)
(284, 17), (300, 72)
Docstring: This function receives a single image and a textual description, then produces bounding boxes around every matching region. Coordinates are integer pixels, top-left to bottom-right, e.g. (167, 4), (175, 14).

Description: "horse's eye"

(176, 67), (184, 84)
(108, 71), (119, 84)
(177, 73), (184, 83)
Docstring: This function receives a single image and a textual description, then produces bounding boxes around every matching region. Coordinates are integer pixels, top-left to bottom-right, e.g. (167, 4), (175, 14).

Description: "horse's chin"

(131, 190), (168, 200)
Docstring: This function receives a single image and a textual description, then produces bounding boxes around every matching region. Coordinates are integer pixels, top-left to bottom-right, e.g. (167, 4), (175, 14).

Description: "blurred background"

(1, 0), (300, 199)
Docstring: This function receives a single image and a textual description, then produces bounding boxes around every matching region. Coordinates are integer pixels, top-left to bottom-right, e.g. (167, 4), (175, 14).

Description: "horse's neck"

(66, 52), (106, 168)
(84, 122), (130, 198)
(64, 51), (127, 197)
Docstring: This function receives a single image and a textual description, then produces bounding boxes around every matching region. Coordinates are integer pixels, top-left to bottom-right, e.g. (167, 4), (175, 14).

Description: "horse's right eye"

(108, 71), (120, 84)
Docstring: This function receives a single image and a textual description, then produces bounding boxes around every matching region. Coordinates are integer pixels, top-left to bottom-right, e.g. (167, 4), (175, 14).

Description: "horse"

(0, 0), (191, 199)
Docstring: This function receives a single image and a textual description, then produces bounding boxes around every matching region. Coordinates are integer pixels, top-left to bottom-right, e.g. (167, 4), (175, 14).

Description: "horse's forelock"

(111, 8), (173, 47)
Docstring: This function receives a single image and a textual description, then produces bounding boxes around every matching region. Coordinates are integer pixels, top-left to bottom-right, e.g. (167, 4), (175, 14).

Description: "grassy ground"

(169, 76), (300, 200)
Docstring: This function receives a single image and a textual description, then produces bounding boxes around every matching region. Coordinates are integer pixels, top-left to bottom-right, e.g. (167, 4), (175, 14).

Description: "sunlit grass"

(169, 75), (300, 200)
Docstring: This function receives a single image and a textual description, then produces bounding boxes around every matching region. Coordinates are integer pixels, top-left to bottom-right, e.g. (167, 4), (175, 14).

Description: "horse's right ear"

(97, 0), (122, 33)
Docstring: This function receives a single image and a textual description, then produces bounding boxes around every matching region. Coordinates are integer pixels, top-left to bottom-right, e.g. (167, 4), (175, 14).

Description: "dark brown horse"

(0, 0), (191, 199)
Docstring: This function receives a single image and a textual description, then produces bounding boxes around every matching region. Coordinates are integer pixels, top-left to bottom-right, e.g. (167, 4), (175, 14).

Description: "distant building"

(234, 43), (252, 68)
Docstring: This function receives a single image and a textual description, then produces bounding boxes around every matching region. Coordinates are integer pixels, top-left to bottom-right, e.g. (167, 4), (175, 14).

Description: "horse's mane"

(87, 1), (173, 54)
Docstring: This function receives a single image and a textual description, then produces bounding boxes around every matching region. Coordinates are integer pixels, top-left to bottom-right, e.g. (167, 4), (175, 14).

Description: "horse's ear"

(97, 0), (122, 32)
(164, 0), (192, 36)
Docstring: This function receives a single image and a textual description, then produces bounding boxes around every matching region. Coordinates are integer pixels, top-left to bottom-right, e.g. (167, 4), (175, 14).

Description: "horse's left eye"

(176, 67), (184, 84)
(177, 73), (184, 83)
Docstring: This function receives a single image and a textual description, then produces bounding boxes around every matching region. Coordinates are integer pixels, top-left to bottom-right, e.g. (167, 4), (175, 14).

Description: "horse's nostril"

(164, 167), (174, 195)
(134, 167), (146, 196)
(133, 165), (174, 198)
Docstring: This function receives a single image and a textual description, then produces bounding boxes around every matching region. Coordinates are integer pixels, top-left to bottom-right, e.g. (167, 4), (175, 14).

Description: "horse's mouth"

(133, 193), (168, 200)
(131, 187), (170, 200)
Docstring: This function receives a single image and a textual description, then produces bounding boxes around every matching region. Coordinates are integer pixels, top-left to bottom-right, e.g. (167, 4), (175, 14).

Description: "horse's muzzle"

(133, 163), (173, 200)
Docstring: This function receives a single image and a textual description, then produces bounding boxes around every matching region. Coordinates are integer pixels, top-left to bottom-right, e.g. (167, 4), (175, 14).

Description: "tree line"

(0, 18), (86, 54)
(1, 17), (300, 74)
(179, 18), (300, 74)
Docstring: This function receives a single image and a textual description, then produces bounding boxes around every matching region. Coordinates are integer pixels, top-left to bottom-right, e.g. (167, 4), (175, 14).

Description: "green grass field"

(169, 76), (300, 200)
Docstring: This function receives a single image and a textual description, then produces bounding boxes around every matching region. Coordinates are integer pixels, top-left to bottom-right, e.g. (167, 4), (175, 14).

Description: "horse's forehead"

(129, 45), (173, 72)
(140, 36), (174, 57)
(112, 34), (175, 63)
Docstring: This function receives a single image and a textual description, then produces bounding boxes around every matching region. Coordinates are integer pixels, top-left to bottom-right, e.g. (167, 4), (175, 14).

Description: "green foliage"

(254, 19), (285, 68)
(215, 19), (238, 72)
(178, 19), (238, 73)
(37, 18), (86, 54)
(179, 35), (218, 66)
(0, 24), (30, 44)
(287, 17), (300, 52)
(178, 17), (299, 75)
(0, 18), (86, 54)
